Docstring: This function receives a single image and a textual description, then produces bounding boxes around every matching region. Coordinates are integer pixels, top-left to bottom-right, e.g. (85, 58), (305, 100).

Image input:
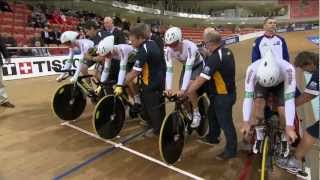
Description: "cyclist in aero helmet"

(164, 27), (205, 128)
(57, 31), (94, 82)
(241, 49), (297, 153)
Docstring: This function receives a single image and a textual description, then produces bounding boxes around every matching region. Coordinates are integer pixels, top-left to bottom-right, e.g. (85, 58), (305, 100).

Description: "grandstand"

(1, 0), (318, 47)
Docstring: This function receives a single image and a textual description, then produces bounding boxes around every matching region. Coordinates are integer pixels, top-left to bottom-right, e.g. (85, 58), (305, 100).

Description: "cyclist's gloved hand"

(285, 126), (297, 144)
(114, 85), (123, 96)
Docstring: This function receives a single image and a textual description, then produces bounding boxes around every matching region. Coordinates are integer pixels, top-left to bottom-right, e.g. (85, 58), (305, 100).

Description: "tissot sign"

(2, 55), (81, 80)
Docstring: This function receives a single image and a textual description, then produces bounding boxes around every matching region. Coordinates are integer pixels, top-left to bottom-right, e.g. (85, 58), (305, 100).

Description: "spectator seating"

(279, 0), (319, 19)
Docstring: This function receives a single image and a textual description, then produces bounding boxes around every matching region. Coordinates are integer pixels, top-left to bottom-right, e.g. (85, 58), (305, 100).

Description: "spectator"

(79, 29), (86, 39)
(0, 35), (14, 108)
(18, 45), (33, 56)
(49, 26), (61, 45)
(99, 16), (126, 45)
(0, 0), (12, 12)
(113, 15), (122, 30)
(1, 33), (17, 56)
(41, 26), (52, 45)
(32, 40), (49, 57)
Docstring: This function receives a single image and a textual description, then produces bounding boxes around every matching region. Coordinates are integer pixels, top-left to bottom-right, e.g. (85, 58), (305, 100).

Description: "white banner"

(2, 55), (81, 81)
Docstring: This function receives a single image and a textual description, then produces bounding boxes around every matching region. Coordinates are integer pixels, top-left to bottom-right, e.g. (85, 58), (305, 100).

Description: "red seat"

(13, 34), (26, 44)
(14, 19), (25, 26)
(13, 26), (25, 34)
(25, 27), (35, 35)
(0, 25), (13, 34)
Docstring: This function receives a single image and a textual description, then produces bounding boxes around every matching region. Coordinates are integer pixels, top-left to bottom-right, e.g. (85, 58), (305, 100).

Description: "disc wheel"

(52, 83), (86, 121)
(92, 95), (125, 139)
(159, 111), (185, 164)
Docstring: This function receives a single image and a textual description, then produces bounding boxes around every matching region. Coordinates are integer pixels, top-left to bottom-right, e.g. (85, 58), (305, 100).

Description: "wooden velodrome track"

(0, 30), (318, 180)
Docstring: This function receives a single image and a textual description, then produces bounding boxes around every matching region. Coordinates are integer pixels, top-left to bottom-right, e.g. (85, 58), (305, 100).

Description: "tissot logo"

(19, 62), (33, 74)
(2, 63), (17, 76)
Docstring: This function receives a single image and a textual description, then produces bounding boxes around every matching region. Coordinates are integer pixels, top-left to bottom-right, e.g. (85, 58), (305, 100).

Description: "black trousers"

(141, 90), (165, 134)
(208, 92), (237, 156)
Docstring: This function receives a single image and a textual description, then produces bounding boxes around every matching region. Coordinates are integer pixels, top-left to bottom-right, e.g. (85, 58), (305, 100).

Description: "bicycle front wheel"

(260, 136), (270, 180)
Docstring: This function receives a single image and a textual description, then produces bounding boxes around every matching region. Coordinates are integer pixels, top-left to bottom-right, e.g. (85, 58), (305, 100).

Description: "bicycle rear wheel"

(260, 137), (270, 180)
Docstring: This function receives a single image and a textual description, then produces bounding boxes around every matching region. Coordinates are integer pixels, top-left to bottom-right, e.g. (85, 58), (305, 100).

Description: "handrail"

(6, 47), (69, 49)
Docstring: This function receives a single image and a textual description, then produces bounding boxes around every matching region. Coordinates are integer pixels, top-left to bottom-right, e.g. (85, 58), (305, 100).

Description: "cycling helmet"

(164, 27), (182, 45)
(60, 31), (79, 44)
(97, 36), (114, 56)
(256, 49), (281, 87)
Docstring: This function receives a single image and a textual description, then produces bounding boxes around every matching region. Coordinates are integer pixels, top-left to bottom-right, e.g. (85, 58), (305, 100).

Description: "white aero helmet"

(256, 49), (281, 87)
(60, 31), (79, 44)
(164, 27), (182, 45)
(97, 35), (114, 56)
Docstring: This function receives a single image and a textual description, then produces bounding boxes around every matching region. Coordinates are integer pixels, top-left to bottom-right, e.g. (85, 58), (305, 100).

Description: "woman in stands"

(164, 27), (204, 128)
(56, 31), (94, 82)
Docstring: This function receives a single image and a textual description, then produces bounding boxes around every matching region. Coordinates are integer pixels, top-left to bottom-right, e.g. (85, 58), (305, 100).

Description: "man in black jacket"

(99, 16), (126, 45)
(0, 35), (14, 108)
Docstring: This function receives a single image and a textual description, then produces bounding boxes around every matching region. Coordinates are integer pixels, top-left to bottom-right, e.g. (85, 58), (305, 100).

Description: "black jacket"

(0, 36), (10, 66)
(98, 28), (126, 45)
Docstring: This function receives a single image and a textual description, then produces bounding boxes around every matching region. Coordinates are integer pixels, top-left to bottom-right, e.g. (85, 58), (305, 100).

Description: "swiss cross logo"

(19, 62), (33, 74)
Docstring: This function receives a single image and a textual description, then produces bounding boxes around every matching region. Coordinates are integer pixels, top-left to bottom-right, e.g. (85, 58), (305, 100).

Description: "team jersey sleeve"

(251, 38), (262, 62)
(243, 61), (259, 122)
(280, 60), (296, 126)
(117, 45), (129, 86)
(164, 47), (174, 90)
(305, 71), (319, 96)
(133, 44), (148, 72)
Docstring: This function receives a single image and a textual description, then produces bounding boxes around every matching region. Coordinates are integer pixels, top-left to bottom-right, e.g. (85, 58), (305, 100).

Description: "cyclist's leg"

(274, 83), (286, 128)
(182, 63), (203, 127)
(254, 83), (268, 123)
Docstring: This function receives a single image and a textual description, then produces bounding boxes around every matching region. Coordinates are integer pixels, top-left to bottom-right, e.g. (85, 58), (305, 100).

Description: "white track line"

(61, 122), (204, 180)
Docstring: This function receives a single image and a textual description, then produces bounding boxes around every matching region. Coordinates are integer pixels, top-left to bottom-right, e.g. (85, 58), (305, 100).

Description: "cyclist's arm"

(181, 47), (196, 91)
(164, 48), (174, 90)
(281, 61), (296, 127)
(117, 47), (128, 86)
(100, 57), (111, 83)
(243, 62), (257, 122)
(68, 48), (74, 63)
